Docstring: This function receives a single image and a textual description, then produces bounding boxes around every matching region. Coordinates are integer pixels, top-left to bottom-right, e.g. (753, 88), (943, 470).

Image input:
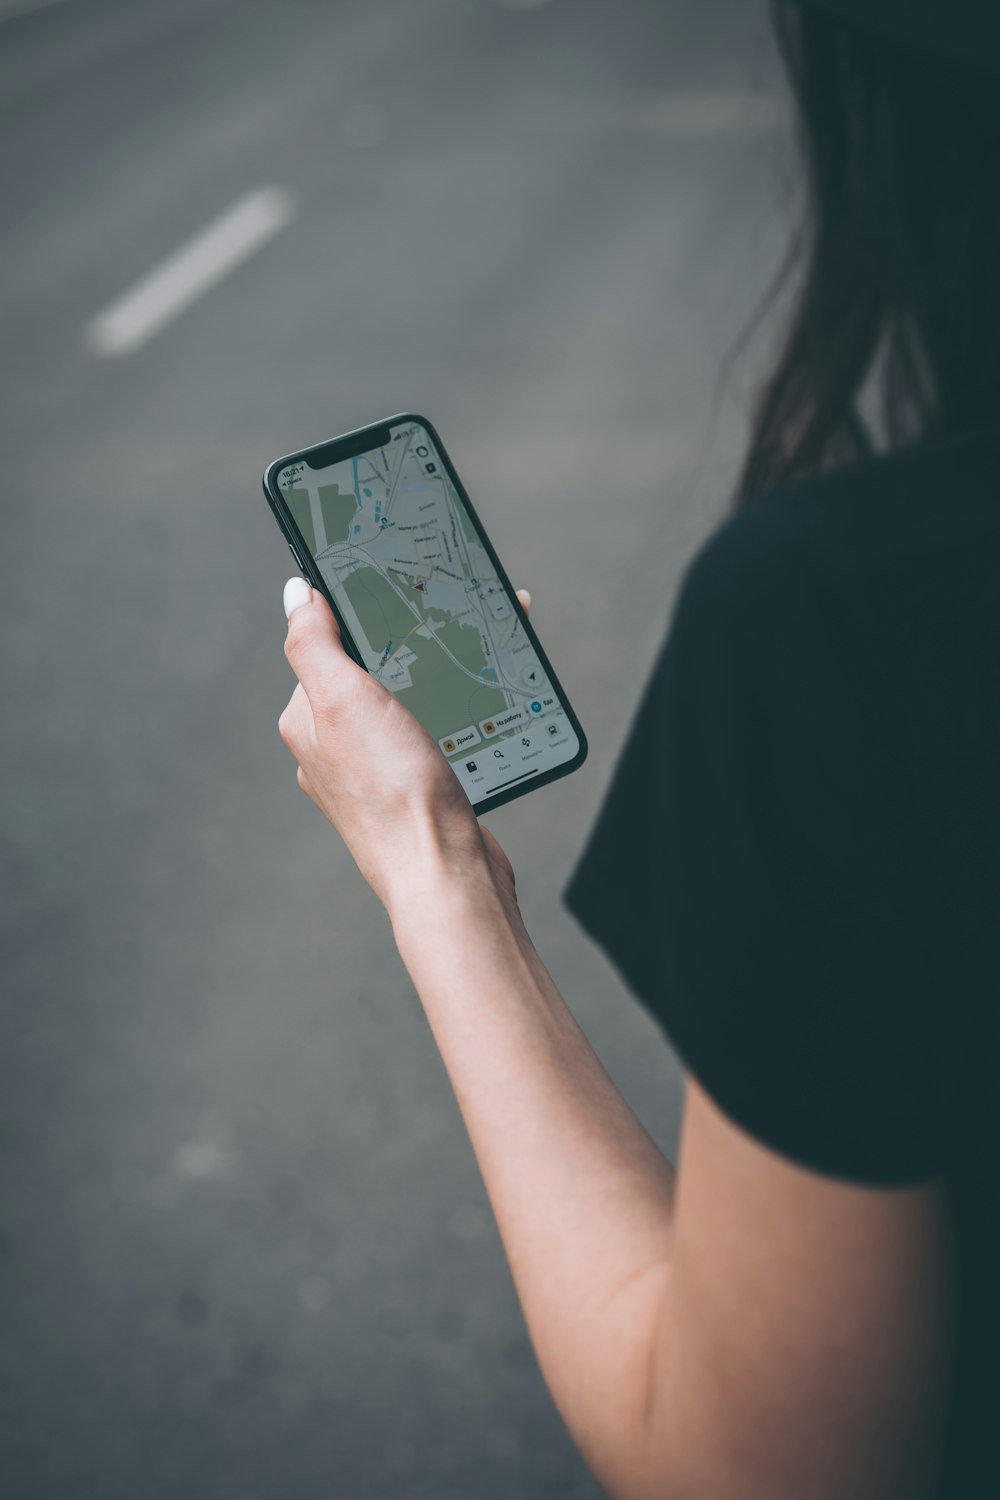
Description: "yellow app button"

(438, 725), (481, 757)
(479, 707), (525, 737)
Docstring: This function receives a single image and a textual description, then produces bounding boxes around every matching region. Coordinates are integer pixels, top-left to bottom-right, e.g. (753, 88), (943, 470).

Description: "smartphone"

(262, 414), (588, 815)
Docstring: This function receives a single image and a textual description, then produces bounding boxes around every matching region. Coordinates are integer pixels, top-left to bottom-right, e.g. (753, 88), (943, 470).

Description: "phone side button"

(287, 540), (306, 572)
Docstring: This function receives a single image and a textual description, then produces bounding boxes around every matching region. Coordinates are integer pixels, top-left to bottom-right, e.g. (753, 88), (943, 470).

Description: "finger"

(282, 579), (355, 704)
(516, 588), (531, 617)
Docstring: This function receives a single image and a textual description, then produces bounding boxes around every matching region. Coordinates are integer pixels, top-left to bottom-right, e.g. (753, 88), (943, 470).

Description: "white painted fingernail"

(283, 577), (312, 618)
(519, 589), (531, 610)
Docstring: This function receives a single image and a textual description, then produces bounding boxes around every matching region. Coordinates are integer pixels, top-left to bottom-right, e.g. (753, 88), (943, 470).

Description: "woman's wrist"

(382, 808), (482, 904)
(386, 826), (530, 967)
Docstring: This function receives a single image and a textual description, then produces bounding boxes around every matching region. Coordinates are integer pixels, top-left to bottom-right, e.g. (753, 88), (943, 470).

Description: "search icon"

(493, 748), (505, 758)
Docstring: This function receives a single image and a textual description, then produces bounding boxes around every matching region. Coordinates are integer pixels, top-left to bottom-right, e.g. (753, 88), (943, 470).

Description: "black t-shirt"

(564, 428), (999, 1497)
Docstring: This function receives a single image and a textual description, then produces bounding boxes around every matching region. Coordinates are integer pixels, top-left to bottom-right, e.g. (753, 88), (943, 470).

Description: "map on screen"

(277, 418), (580, 804)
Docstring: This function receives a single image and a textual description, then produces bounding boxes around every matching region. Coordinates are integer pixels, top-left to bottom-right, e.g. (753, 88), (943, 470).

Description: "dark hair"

(737, 1), (1000, 506)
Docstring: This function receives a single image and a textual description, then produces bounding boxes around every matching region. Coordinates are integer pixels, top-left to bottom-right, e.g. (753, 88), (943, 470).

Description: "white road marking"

(84, 186), (295, 358)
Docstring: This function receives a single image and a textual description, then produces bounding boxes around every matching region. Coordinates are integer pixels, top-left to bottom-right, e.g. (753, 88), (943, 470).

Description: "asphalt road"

(0, 2), (791, 1495)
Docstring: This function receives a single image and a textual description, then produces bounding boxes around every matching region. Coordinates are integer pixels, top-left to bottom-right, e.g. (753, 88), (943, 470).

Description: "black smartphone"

(262, 414), (588, 815)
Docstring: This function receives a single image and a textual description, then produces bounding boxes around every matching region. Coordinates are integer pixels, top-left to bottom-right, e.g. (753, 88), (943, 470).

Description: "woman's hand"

(277, 578), (528, 920)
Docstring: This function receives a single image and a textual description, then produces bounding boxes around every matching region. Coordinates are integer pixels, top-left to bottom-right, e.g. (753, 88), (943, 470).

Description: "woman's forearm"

(388, 860), (677, 1492)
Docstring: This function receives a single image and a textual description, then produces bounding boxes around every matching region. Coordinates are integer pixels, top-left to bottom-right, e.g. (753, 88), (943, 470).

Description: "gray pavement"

(0, 1), (791, 1495)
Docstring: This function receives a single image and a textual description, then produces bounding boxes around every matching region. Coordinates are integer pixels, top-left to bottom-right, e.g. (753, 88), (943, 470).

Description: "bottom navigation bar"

(448, 710), (575, 803)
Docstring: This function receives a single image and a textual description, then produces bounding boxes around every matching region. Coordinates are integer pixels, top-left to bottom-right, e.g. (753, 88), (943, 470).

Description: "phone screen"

(274, 417), (583, 806)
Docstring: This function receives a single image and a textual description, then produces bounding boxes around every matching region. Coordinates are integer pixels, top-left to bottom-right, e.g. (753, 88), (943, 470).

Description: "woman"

(275, 2), (998, 1495)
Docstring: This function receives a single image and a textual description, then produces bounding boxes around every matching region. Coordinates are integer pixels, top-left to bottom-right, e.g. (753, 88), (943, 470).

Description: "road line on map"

(83, 187), (295, 358)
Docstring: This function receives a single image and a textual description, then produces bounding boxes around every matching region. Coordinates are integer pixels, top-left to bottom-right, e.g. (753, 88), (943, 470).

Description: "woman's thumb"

(283, 577), (313, 619)
(282, 579), (350, 695)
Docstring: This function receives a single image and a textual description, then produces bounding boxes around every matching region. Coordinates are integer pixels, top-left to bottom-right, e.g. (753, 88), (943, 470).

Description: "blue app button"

(530, 700), (542, 713)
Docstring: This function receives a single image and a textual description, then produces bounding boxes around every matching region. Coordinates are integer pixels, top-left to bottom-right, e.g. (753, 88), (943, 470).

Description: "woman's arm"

(278, 580), (678, 1484)
(278, 582), (954, 1500)
(390, 867), (678, 1483)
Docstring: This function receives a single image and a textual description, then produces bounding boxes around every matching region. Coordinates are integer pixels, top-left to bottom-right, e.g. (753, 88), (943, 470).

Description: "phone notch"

(304, 425), (392, 470)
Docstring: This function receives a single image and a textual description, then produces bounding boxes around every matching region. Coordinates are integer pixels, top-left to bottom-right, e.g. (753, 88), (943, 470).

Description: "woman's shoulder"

(676, 422), (1000, 642)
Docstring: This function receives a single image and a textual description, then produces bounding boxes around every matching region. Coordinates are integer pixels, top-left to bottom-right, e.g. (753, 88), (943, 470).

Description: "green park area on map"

(283, 483), (357, 555)
(341, 565), (507, 740)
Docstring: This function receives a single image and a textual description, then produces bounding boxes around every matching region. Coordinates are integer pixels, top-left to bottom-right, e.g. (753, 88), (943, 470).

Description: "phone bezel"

(262, 412), (589, 816)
